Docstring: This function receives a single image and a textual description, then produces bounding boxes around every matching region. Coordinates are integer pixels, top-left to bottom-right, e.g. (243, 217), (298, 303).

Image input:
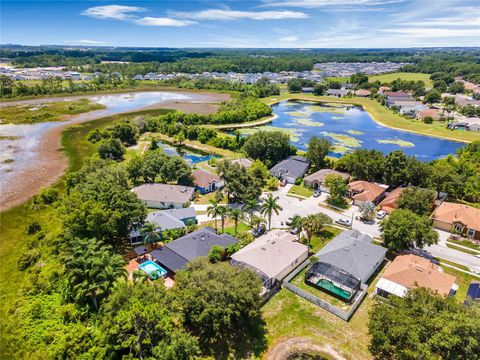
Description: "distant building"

(327, 89), (348, 97)
(355, 89), (371, 97)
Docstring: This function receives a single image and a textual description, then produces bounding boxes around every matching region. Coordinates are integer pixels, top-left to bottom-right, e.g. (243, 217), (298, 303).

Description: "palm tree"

(229, 207), (243, 236)
(65, 238), (127, 311)
(243, 198), (260, 228)
(302, 214), (320, 247)
(217, 206), (228, 233)
(207, 199), (221, 231)
(289, 215), (304, 241)
(141, 222), (161, 249)
(260, 194), (283, 231)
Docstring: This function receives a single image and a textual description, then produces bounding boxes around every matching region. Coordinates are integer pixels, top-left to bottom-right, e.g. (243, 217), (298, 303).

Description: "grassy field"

(326, 72), (433, 87)
(447, 238), (480, 251)
(0, 98), (105, 124)
(261, 93), (480, 143)
(310, 226), (343, 253)
(287, 184), (313, 198)
(369, 72), (433, 87)
(446, 243), (479, 255)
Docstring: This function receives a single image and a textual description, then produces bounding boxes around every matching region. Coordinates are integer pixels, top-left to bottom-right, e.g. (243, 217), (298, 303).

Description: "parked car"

(285, 217), (293, 226)
(290, 228), (299, 235)
(313, 190), (321, 198)
(280, 179), (288, 187)
(335, 218), (351, 227)
(252, 224), (266, 238)
(376, 210), (387, 219)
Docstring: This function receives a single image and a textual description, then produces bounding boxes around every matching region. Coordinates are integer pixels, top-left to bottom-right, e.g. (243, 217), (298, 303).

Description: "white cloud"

(261, 0), (404, 8)
(64, 39), (107, 45)
(82, 5), (145, 20)
(134, 17), (197, 27)
(278, 35), (299, 42)
(171, 9), (308, 21)
(382, 27), (480, 38)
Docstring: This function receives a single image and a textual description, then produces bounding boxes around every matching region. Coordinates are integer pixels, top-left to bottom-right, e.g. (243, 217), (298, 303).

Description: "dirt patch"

(266, 338), (347, 360)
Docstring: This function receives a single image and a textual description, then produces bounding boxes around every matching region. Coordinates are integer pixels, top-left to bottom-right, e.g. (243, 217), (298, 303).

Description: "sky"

(1, 0), (479, 48)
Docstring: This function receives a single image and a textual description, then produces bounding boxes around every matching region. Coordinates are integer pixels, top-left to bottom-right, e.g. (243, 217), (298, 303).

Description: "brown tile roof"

(382, 254), (456, 296)
(418, 108), (442, 120)
(132, 183), (194, 204)
(378, 187), (406, 214)
(355, 89), (372, 97)
(304, 169), (350, 183)
(348, 181), (387, 203)
(192, 169), (221, 188)
(432, 202), (480, 232)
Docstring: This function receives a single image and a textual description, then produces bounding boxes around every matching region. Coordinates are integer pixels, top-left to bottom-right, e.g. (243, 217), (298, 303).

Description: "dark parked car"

(280, 179), (288, 187)
(313, 190), (321, 198)
(252, 224), (266, 238)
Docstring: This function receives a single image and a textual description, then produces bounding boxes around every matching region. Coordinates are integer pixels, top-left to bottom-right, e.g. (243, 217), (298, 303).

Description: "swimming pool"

(138, 260), (167, 279)
(157, 141), (219, 165)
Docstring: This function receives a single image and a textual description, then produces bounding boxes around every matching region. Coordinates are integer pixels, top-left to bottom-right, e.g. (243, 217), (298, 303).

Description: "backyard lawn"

(195, 191), (227, 205)
(309, 226), (343, 253)
(287, 184), (313, 198)
(368, 72), (433, 87)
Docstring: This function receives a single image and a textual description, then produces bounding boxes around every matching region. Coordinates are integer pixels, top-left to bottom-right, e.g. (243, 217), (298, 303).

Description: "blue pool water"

(158, 141), (219, 165)
(261, 101), (464, 161)
(138, 260), (167, 279)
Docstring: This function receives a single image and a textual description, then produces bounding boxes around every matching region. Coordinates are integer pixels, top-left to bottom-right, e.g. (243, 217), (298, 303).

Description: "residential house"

(348, 180), (388, 206)
(306, 230), (387, 302)
(355, 89), (371, 97)
(231, 158), (253, 168)
(327, 89), (348, 97)
(375, 254), (458, 298)
(301, 87), (314, 93)
(132, 183), (195, 209)
(431, 202), (480, 239)
(269, 156), (310, 184)
(231, 230), (308, 290)
(378, 187), (406, 214)
(130, 207), (197, 244)
(150, 227), (238, 273)
(192, 169), (224, 194)
(418, 108), (443, 121)
(304, 169), (350, 191)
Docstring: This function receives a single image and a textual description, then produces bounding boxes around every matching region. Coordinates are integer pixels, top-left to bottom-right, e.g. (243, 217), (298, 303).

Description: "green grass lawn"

(0, 98), (105, 124)
(309, 226), (343, 253)
(435, 257), (472, 272)
(224, 222), (250, 236)
(447, 238), (480, 251)
(442, 266), (480, 302)
(368, 72), (433, 87)
(287, 184), (313, 198)
(446, 243), (479, 255)
(194, 191), (227, 205)
(261, 93), (479, 143)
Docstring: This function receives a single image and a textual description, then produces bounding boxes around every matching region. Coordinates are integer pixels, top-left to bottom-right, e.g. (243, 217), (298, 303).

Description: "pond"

(157, 141), (219, 165)
(241, 100), (463, 161)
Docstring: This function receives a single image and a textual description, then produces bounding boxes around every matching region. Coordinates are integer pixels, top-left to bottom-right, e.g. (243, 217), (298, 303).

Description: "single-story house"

(307, 230), (387, 302)
(301, 87), (314, 93)
(132, 183), (195, 209)
(418, 108), (443, 121)
(355, 89), (371, 97)
(269, 156), (310, 184)
(378, 86), (391, 94)
(304, 169), (350, 192)
(130, 207), (197, 244)
(231, 158), (253, 168)
(467, 122), (480, 132)
(192, 169), (224, 194)
(375, 254), (458, 298)
(432, 202), (480, 240)
(150, 227), (238, 273)
(327, 89), (348, 97)
(348, 180), (388, 206)
(378, 187), (406, 215)
(230, 230), (308, 290)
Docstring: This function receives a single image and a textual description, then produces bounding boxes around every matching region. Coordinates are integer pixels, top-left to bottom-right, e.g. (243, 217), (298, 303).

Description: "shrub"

(423, 116), (434, 124)
(295, 178), (302, 185)
(18, 249), (40, 270)
(27, 222), (42, 235)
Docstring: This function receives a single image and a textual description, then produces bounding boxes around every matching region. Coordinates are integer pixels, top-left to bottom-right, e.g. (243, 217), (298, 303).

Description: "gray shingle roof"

(315, 230), (387, 282)
(270, 156), (310, 179)
(150, 247), (188, 272)
(132, 183), (194, 204)
(166, 227), (238, 262)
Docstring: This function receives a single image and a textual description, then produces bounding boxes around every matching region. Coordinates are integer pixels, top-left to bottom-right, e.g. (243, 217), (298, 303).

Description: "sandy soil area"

(266, 338), (347, 360)
(0, 91), (229, 212)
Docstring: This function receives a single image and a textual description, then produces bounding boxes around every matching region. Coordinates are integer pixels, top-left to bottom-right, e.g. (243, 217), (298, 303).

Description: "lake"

(157, 141), (219, 165)
(241, 100), (463, 161)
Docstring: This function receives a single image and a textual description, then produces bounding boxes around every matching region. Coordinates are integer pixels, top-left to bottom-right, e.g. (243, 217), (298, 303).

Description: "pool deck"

(126, 257), (175, 288)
